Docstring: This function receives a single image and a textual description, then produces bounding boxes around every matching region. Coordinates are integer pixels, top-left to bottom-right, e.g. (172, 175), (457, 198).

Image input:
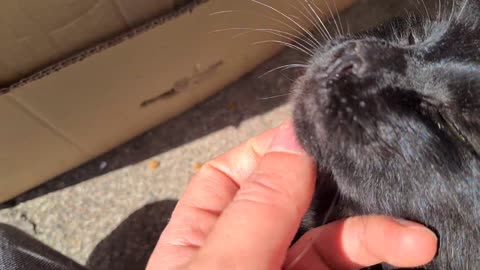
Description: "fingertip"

(189, 124), (317, 269)
(344, 216), (438, 268)
(268, 120), (309, 156)
(387, 219), (438, 266)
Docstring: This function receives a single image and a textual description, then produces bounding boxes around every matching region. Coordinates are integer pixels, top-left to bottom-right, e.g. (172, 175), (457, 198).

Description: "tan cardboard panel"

(1, 0), (356, 202)
(12, 0), (355, 153)
(0, 96), (88, 202)
(47, 0), (128, 57)
(0, 0), (182, 85)
(114, 0), (176, 26)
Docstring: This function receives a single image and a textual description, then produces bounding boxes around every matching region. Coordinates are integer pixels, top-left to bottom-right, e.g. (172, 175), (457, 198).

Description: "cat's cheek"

(292, 99), (330, 164)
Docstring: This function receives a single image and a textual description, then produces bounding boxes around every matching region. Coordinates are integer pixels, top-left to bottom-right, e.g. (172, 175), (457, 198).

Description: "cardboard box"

(0, 0), (193, 85)
(0, 0), (356, 203)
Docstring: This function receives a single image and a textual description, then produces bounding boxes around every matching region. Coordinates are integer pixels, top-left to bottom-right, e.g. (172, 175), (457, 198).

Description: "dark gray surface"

(0, 0), (435, 268)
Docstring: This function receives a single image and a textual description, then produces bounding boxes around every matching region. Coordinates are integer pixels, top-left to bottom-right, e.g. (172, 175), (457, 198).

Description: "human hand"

(146, 121), (438, 270)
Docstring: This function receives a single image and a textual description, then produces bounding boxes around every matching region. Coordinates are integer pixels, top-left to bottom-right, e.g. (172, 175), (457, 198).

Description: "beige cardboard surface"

(0, 97), (87, 201)
(0, 0), (185, 85)
(0, 0), (356, 203)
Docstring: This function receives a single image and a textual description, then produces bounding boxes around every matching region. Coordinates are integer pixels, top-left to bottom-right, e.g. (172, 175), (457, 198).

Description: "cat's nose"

(326, 42), (364, 83)
(326, 39), (406, 82)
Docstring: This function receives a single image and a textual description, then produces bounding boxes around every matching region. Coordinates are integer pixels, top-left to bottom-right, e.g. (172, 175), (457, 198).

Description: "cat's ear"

(440, 109), (480, 157)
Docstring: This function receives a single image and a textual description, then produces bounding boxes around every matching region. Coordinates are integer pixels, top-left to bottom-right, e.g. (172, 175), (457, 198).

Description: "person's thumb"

(285, 215), (438, 269)
(188, 121), (316, 270)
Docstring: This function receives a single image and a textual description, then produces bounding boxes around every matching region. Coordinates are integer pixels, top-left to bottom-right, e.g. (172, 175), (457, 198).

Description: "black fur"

(292, 1), (480, 269)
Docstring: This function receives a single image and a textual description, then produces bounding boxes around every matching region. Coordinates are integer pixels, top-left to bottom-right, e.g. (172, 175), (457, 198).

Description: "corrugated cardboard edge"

(0, 0), (357, 203)
(0, 0), (208, 95)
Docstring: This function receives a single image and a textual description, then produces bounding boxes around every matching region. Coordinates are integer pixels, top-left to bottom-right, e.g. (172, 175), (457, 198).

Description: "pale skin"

(146, 120), (438, 270)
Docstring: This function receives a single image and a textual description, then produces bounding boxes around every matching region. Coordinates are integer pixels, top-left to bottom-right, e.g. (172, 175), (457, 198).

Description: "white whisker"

(317, 0), (342, 36)
(303, 0), (335, 40)
(290, 0), (330, 39)
(209, 10), (236, 16)
(259, 63), (308, 78)
(437, 0), (442, 20)
(448, 0), (456, 25)
(411, 0), (431, 22)
(257, 92), (291, 100)
(209, 9), (320, 50)
(279, 71), (297, 82)
(289, 1), (329, 41)
(249, 0), (322, 47)
(253, 40), (314, 56)
(213, 27), (316, 53)
(458, 0), (469, 20)
(309, 0), (336, 39)
(234, 30), (314, 53)
(408, 0), (422, 14)
(420, 0), (432, 22)
(209, 7), (321, 49)
(331, 0), (345, 35)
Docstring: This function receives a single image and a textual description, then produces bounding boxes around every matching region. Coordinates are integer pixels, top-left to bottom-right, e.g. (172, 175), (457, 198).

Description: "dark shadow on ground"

(1, 38), (308, 209)
(0, 47), (299, 209)
(86, 200), (177, 270)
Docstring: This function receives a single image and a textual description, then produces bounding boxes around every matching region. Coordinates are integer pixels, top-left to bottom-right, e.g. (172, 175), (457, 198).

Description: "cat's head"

(292, 0), (480, 179)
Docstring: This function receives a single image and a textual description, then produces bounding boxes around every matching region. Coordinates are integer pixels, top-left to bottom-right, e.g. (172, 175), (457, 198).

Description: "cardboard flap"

(0, 0), (190, 86)
(0, 96), (87, 200)
(0, 0), (357, 203)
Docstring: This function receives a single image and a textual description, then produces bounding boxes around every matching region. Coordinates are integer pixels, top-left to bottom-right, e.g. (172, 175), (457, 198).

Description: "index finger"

(147, 124), (282, 270)
(187, 122), (316, 270)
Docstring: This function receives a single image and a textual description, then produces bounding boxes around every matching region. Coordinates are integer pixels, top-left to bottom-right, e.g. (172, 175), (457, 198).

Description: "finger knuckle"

(234, 172), (301, 216)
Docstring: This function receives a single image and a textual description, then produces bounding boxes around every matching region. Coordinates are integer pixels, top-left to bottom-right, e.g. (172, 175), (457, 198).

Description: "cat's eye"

(408, 32), (416, 45)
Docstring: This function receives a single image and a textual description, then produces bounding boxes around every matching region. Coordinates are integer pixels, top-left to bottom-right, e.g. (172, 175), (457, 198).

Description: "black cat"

(292, 0), (480, 269)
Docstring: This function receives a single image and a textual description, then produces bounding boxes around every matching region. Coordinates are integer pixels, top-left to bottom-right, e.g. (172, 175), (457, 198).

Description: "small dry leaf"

(228, 101), (237, 111)
(149, 160), (160, 169)
(193, 162), (204, 170)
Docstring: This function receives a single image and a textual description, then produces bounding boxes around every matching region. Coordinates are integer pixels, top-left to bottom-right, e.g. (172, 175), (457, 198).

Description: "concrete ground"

(0, 1), (432, 269)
